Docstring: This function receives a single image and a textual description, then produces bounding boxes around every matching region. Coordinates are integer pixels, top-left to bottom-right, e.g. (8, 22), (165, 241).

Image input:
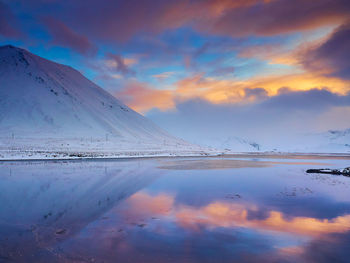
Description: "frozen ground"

(0, 136), (219, 160)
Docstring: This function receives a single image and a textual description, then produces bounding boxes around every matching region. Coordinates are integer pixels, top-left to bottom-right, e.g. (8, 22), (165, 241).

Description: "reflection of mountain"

(0, 160), (160, 261)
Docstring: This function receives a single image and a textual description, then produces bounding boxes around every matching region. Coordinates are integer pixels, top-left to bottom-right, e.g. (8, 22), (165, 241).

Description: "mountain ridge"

(0, 45), (210, 159)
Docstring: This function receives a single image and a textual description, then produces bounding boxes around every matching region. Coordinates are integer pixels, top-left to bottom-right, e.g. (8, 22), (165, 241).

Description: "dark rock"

(306, 167), (350, 177)
(55, 229), (66, 235)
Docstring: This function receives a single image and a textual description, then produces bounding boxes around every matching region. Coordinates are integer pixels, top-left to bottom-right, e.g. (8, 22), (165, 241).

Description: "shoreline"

(1, 151), (350, 162)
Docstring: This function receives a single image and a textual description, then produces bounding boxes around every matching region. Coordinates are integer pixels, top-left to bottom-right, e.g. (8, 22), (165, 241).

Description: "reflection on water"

(0, 156), (350, 262)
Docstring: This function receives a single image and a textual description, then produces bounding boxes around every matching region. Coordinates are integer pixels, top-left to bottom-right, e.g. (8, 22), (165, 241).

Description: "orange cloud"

(114, 81), (175, 112)
(175, 73), (350, 104)
(176, 202), (350, 236)
(126, 192), (174, 216)
(113, 24), (350, 113)
(238, 43), (299, 66)
(115, 71), (350, 112)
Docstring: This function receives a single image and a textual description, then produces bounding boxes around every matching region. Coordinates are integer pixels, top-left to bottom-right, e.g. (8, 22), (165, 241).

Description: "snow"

(210, 129), (350, 154)
(0, 45), (217, 160)
(201, 136), (262, 152)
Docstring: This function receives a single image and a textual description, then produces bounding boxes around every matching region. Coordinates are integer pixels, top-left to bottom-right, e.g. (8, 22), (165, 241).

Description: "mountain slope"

(298, 129), (350, 153)
(0, 45), (207, 159)
(207, 130), (350, 154)
(198, 136), (262, 153)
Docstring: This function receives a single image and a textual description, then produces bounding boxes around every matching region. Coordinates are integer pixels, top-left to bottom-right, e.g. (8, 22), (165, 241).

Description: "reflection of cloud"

(176, 202), (350, 236)
(124, 192), (350, 237)
(125, 192), (174, 217)
(300, 230), (350, 263)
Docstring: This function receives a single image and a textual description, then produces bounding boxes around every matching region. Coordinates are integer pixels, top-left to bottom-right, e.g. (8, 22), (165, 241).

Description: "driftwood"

(306, 167), (350, 177)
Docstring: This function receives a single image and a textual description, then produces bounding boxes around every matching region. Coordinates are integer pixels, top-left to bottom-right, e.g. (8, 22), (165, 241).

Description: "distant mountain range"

(206, 129), (350, 153)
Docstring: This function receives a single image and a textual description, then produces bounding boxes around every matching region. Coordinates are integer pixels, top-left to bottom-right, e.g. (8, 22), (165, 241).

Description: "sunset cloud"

(196, 0), (350, 37)
(12, 0), (350, 45)
(301, 21), (350, 79)
(105, 53), (136, 76)
(117, 71), (350, 112)
(0, 1), (22, 38)
(44, 17), (97, 55)
(114, 81), (175, 112)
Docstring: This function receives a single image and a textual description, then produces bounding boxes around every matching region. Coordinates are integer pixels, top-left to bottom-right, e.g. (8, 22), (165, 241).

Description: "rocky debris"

(306, 167), (350, 177)
(278, 187), (313, 197)
(55, 229), (67, 235)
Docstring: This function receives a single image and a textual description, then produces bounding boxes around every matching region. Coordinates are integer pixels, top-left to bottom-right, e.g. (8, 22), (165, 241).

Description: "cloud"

(105, 53), (136, 76)
(111, 69), (350, 115)
(243, 87), (268, 101)
(114, 80), (175, 112)
(44, 17), (97, 55)
(302, 21), (350, 80)
(262, 88), (350, 111)
(152, 71), (175, 81)
(238, 43), (298, 66)
(211, 66), (235, 76)
(0, 1), (22, 38)
(172, 72), (350, 107)
(14, 0), (350, 45)
(147, 89), (350, 147)
(199, 0), (350, 37)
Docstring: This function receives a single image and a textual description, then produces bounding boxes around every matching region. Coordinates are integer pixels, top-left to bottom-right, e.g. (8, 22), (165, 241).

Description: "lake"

(1, 155), (350, 262)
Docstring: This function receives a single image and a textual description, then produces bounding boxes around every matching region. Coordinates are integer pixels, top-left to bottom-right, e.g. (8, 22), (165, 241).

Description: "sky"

(1, 0), (350, 149)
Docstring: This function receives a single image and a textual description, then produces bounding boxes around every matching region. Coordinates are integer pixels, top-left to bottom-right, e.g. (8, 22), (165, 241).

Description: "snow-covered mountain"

(209, 129), (350, 154)
(0, 45), (207, 159)
(298, 129), (350, 153)
(201, 136), (262, 153)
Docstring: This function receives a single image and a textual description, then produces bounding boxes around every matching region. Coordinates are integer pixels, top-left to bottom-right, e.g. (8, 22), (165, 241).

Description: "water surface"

(1, 155), (350, 262)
